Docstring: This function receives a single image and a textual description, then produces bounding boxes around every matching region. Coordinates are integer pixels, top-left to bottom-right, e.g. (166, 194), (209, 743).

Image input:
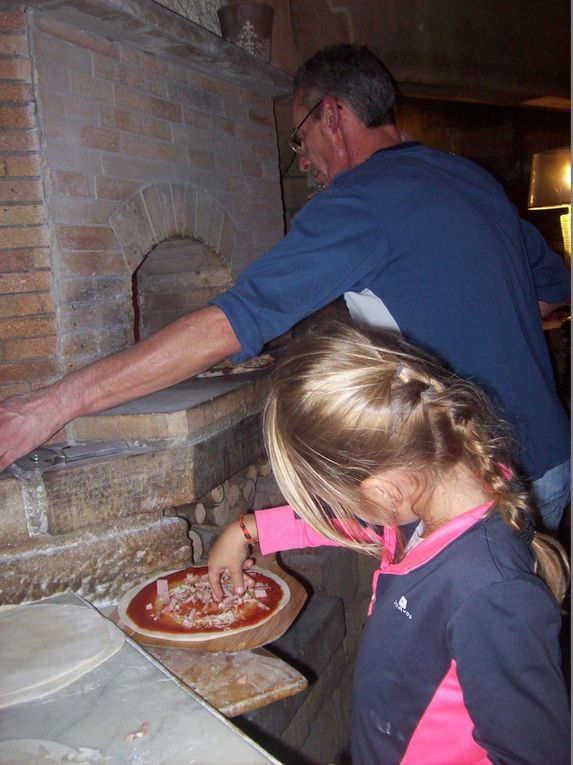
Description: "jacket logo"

(393, 595), (412, 619)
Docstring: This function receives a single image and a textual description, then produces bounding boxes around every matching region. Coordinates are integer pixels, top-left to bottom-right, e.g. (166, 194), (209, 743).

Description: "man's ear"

(321, 94), (341, 133)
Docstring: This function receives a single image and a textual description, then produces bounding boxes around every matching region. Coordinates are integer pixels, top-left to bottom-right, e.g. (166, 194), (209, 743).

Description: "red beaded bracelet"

(238, 512), (254, 543)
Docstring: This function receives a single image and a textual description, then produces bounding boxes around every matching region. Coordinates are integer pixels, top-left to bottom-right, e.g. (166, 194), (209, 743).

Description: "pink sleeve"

(254, 505), (342, 554)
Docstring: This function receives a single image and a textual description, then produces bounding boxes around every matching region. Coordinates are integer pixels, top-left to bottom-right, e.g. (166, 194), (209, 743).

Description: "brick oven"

(0, 0), (293, 605)
(0, 4), (376, 762)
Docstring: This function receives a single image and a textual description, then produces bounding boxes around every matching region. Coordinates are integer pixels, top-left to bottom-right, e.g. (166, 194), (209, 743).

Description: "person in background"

(208, 323), (570, 765)
(0, 45), (569, 529)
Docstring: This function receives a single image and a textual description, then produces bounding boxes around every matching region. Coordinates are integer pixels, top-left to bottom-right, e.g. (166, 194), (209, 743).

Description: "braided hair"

(264, 322), (569, 602)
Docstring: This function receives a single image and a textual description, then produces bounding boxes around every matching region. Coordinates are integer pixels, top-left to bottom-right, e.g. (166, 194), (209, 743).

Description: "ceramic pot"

(217, 2), (274, 61)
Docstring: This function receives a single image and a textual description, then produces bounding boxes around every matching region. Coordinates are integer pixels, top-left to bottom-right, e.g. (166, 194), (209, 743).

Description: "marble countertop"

(0, 594), (281, 765)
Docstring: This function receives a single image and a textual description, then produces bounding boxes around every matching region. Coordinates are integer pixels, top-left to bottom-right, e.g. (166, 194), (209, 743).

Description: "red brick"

(113, 84), (154, 115)
(0, 248), (50, 272)
(70, 72), (113, 102)
(100, 154), (163, 180)
(157, 143), (186, 163)
(0, 34), (27, 56)
(0, 226), (49, 248)
(0, 359), (58, 383)
(240, 159), (263, 178)
(55, 225), (116, 250)
(3, 335), (57, 360)
(51, 197), (116, 226)
(0, 292), (54, 318)
(59, 275), (126, 303)
(98, 104), (170, 140)
(188, 149), (215, 169)
(212, 115), (236, 136)
(0, 130), (39, 152)
(150, 97), (182, 123)
(0, 180), (40, 210)
(0, 204), (45, 226)
(53, 170), (92, 197)
(62, 251), (125, 277)
(183, 108), (211, 130)
(0, 316), (56, 339)
(80, 125), (120, 152)
(41, 89), (98, 124)
(0, 271), (51, 293)
(95, 175), (139, 201)
(0, 105), (36, 129)
(94, 54), (166, 97)
(34, 15), (119, 58)
(0, 82), (33, 103)
(0, 11), (27, 33)
(120, 133), (158, 158)
(41, 117), (79, 145)
(0, 59), (31, 82)
(5, 156), (41, 177)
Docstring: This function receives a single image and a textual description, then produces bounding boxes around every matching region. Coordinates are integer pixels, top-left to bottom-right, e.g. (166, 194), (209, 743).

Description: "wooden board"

(146, 646), (308, 717)
(112, 556), (307, 652)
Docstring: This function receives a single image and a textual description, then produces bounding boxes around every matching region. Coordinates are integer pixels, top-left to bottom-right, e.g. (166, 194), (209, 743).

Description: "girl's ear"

(360, 474), (402, 511)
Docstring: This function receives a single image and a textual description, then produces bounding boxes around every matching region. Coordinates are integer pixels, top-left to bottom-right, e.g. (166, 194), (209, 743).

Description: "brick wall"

(0, 5), (286, 391)
(0, 8), (57, 398)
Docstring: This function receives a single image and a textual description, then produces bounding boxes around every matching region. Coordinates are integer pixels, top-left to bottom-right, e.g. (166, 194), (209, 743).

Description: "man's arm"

(0, 305), (240, 471)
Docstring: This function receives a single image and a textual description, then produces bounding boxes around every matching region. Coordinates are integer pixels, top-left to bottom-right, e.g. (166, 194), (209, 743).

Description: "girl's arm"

(207, 505), (344, 599)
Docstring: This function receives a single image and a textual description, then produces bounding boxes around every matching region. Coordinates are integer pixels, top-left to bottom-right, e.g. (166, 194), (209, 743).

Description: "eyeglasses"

(289, 100), (323, 155)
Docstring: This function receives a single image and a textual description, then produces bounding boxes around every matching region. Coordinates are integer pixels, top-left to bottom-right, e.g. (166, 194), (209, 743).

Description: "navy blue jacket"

(353, 505), (570, 764)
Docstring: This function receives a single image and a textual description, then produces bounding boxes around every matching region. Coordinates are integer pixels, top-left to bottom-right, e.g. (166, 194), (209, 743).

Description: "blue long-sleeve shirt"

(212, 142), (570, 481)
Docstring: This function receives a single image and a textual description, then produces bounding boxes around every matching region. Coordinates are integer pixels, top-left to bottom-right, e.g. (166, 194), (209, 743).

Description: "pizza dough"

(0, 739), (76, 765)
(0, 740), (105, 765)
(117, 565), (290, 643)
(197, 353), (274, 377)
(0, 603), (125, 709)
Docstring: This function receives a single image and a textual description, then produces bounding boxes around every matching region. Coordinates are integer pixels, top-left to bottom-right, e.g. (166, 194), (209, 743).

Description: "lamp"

(528, 146), (571, 267)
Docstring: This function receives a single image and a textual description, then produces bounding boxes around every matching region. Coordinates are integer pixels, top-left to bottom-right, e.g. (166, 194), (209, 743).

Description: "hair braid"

(265, 322), (569, 602)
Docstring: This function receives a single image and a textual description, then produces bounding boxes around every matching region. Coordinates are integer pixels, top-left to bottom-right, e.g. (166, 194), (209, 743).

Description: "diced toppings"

(127, 565), (283, 635)
(156, 578), (170, 603)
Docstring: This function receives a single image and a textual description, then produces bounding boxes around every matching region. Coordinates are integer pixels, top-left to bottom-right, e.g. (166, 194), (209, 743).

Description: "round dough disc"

(0, 603), (124, 709)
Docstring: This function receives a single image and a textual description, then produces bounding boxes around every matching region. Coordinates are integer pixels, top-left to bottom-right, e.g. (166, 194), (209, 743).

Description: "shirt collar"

(381, 500), (495, 573)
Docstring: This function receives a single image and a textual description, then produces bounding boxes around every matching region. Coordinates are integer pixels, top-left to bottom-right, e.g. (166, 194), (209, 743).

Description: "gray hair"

(293, 44), (397, 128)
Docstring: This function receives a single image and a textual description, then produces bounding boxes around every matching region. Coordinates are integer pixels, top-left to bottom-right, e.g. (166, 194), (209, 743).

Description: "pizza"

(117, 565), (290, 642)
(197, 353), (274, 378)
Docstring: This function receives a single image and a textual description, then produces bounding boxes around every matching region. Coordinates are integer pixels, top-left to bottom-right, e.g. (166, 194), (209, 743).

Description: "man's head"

(290, 45), (399, 187)
(293, 44), (396, 128)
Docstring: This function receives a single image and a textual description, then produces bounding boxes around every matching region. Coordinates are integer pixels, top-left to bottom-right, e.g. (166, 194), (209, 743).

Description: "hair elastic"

(515, 514), (536, 545)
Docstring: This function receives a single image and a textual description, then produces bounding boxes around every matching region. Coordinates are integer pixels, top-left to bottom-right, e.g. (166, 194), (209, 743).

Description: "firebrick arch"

(110, 183), (238, 275)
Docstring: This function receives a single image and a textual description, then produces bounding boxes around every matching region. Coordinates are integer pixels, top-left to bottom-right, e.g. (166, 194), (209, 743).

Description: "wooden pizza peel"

(111, 554), (308, 652)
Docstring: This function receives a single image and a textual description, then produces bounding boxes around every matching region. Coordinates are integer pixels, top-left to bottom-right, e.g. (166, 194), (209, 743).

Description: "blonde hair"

(264, 323), (569, 602)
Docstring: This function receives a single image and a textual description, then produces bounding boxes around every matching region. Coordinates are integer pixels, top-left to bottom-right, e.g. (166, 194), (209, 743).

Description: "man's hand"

(0, 386), (66, 471)
(0, 306), (242, 472)
(208, 516), (259, 600)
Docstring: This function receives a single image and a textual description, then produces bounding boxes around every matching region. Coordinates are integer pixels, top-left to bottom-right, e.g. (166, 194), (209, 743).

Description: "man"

(0, 45), (569, 528)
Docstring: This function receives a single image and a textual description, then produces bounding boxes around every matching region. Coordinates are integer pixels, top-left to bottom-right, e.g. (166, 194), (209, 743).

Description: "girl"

(208, 323), (570, 765)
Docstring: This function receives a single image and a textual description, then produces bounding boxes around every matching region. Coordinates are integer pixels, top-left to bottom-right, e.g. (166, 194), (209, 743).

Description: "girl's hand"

(208, 515), (259, 600)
